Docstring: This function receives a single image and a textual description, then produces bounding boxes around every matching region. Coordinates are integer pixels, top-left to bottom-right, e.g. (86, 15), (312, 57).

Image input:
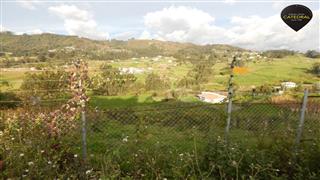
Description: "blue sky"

(1, 0), (319, 51)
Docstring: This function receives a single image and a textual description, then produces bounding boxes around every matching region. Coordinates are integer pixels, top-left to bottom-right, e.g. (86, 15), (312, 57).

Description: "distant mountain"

(0, 31), (246, 58)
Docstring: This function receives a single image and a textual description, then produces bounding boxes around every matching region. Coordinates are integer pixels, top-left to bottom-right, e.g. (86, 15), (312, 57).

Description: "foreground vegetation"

(1, 33), (320, 178)
(1, 100), (319, 179)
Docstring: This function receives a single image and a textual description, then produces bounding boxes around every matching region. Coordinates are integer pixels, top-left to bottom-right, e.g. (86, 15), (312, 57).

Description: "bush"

(0, 92), (21, 109)
(310, 62), (320, 76)
(90, 64), (137, 95)
(20, 69), (70, 105)
(305, 50), (320, 59)
(145, 73), (169, 91)
(262, 50), (295, 58)
(0, 109), (96, 179)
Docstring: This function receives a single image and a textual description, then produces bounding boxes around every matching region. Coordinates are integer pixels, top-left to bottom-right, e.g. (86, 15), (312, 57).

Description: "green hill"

(0, 31), (246, 58)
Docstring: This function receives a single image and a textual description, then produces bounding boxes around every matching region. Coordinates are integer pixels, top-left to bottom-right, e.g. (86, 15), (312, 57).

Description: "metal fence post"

(81, 110), (87, 161)
(294, 89), (308, 155)
(225, 56), (236, 143)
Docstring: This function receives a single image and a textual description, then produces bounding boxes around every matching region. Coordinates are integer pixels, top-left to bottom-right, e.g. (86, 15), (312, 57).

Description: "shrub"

(262, 50), (295, 58)
(310, 62), (320, 76)
(145, 73), (169, 91)
(0, 92), (21, 109)
(20, 69), (70, 105)
(305, 50), (320, 59)
(90, 64), (137, 95)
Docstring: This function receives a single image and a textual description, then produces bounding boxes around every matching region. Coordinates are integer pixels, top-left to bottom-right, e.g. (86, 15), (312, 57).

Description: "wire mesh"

(83, 100), (320, 161)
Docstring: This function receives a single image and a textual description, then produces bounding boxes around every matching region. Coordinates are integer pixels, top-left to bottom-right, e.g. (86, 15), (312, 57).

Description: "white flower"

(179, 153), (184, 157)
(11, 137), (15, 141)
(48, 161), (52, 165)
(86, 169), (92, 175)
(122, 136), (128, 142)
(40, 150), (45, 153)
(20, 153), (24, 157)
(74, 154), (78, 158)
(28, 162), (34, 166)
(25, 169), (29, 173)
(232, 161), (237, 166)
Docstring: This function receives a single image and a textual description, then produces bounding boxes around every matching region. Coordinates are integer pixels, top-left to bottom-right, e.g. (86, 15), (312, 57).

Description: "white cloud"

(224, 0), (237, 5)
(144, 6), (221, 44)
(143, 6), (319, 51)
(48, 5), (109, 40)
(113, 31), (135, 40)
(271, 1), (292, 10)
(228, 11), (319, 51)
(15, 29), (44, 35)
(139, 30), (152, 40)
(0, 25), (9, 32)
(16, 0), (42, 10)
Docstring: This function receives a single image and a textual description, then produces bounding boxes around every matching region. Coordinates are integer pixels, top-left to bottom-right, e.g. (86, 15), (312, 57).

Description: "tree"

(38, 52), (47, 62)
(0, 80), (21, 109)
(178, 62), (214, 88)
(262, 50), (295, 58)
(311, 62), (320, 76)
(90, 64), (137, 95)
(305, 50), (320, 59)
(20, 69), (70, 104)
(145, 73), (169, 91)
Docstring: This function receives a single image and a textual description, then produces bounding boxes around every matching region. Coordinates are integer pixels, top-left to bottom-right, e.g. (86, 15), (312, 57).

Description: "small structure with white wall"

(197, 92), (227, 104)
(281, 82), (297, 89)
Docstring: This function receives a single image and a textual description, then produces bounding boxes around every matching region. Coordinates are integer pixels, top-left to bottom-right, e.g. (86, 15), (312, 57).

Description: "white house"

(119, 67), (144, 74)
(198, 92), (227, 104)
(281, 82), (297, 89)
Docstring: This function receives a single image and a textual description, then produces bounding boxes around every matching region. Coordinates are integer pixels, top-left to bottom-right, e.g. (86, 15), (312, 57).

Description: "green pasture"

(1, 55), (319, 93)
(207, 55), (320, 90)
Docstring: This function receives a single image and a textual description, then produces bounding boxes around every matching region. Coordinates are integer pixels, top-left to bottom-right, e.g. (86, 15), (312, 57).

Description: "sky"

(1, 0), (319, 52)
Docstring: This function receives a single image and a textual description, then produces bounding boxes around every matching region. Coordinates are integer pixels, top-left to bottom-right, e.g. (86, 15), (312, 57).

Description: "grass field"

(206, 55), (320, 90)
(2, 55), (319, 89)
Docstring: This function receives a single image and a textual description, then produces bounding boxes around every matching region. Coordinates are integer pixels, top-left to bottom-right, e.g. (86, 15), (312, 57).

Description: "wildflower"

(11, 137), (15, 141)
(28, 162), (34, 166)
(74, 154), (78, 158)
(48, 161), (52, 165)
(25, 169), (29, 173)
(20, 153), (24, 157)
(179, 153), (184, 157)
(232, 161), (237, 166)
(52, 165), (56, 168)
(40, 150), (45, 153)
(122, 136), (128, 142)
(86, 169), (92, 175)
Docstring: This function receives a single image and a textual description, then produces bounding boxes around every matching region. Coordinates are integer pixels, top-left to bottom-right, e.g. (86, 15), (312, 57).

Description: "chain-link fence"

(1, 62), (320, 178)
(82, 91), (319, 167)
